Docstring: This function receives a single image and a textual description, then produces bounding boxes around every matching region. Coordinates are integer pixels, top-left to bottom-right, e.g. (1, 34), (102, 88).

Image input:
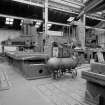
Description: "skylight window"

(5, 18), (14, 25)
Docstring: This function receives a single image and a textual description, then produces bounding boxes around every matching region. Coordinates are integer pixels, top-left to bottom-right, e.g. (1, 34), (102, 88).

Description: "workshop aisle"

(32, 64), (91, 105)
(0, 62), (91, 105)
(0, 62), (53, 105)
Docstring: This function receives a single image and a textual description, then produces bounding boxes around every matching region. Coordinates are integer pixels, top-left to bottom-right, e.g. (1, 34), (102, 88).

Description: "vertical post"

(69, 26), (70, 42)
(84, 14), (86, 48)
(44, 0), (48, 40)
(82, 14), (86, 49)
(72, 25), (73, 39)
(67, 26), (69, 43)
(73, 25), (76, 39)
(77, 14), (86, 49)
(43, 0), (48, 52)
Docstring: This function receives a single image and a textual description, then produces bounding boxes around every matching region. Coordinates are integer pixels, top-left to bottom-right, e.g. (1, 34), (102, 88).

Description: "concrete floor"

(0, 62), (90, 105)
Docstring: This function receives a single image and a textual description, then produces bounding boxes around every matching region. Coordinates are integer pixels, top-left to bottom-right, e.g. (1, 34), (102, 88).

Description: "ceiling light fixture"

(36, 21), (41, 25)
(47, 23), (52, 29)
(35, 21), (41, 28)
(67, 17), (75, 22)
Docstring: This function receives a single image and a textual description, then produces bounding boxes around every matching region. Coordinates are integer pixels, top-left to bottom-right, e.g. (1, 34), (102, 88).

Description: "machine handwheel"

(71, 70), (77, 79)
(52, 70), (59, 79)
(51, 71), (56, 79)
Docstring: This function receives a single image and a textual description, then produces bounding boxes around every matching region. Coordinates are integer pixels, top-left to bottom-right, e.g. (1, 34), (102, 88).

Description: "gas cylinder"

(47, 57), (61, 70)
(61, 57), (78, 69)
(47, 56), (78, 70)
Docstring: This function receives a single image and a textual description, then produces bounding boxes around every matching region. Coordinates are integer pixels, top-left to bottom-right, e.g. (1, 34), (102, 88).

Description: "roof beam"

(85, 26), (105, 31)
(11, 0), (44, 7)
(86, 15), (105, 22)
(48, 21), (70, 26)
(49, 7), (78, 14)
(1, 13), (105, 31)
(12, 0), (81, 13)
(84, 0), (103, 13)
(1, 13), (105, 27)
(12, 0), (84, 7)
(0, 14), (43, 22)
(49, 0), (84, 8)
(76, 0), (104, 20)
(60, 0), (84, 6)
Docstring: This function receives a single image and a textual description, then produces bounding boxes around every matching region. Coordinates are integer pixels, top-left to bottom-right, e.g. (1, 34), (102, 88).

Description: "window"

(5, 18), (14, 25)
(20, 20), (23, 26)
(35, 21), (41, 28)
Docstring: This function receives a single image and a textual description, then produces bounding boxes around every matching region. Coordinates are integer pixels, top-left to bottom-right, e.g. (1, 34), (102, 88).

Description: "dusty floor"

(0, 62), (90, 105)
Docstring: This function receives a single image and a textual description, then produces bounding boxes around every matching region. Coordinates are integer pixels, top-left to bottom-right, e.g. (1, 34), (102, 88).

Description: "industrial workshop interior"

(1, 0), (105, 105)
